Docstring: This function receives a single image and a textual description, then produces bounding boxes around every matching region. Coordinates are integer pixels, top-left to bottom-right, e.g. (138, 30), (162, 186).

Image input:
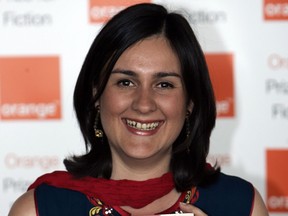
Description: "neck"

(110, 151), (171, 180)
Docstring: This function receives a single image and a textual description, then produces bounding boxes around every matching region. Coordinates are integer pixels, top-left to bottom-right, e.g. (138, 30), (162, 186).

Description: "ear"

(187, 100), (193, 114)
(93, 87), (100, 107)
(92, 87), (97, 97)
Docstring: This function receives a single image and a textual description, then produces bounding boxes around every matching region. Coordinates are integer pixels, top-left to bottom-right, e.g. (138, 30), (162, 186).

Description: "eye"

(156, 82), (174, 89)
(117, 79), (134, 87)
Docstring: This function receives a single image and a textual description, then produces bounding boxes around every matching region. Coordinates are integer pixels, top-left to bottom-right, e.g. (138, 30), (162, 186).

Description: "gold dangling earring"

(94, 106), (103, 138)
(186, 111), (191, 138)
(186, 111), (191, 153)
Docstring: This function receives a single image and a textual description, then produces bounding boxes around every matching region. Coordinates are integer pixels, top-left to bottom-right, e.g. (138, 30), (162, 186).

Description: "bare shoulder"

(251, 188), (269, 216)
(8, 189), (37, 216)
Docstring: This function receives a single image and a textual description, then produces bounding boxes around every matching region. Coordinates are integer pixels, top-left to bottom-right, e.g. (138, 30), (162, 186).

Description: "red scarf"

(28, 171), (175, 209)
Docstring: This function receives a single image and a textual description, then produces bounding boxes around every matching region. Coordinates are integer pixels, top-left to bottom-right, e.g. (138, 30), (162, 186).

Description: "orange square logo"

(89, 0), (151, 23)
(264, 0), (288, 20)
(205, 53), (234, 118)
(0, 56), (61, 120)
(266, 149), (288, 212)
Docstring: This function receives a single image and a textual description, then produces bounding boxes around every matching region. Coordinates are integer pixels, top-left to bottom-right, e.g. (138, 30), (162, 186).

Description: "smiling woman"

(9, 3), (268, 216)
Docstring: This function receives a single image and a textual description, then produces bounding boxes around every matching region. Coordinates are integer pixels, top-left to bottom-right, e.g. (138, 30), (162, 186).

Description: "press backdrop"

(1, 0), (288, 215)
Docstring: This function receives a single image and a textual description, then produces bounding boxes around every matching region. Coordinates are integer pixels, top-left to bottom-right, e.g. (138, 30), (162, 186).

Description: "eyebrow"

(111, 69), (182, 79)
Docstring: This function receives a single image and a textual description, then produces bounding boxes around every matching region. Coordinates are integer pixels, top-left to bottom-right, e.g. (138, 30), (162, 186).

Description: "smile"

(125, 119), (160, 131)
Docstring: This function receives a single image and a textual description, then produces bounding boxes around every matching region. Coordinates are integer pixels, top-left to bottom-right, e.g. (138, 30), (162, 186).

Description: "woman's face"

(99, 35), (191, 168)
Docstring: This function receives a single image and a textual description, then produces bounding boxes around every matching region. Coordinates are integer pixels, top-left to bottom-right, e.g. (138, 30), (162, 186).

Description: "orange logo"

(266, 149), (288, 212)
(205, 53), (234, 118)
(89, 0), (151, 23)
(264, 0), (288, 20)
(0, 56), (61, 120)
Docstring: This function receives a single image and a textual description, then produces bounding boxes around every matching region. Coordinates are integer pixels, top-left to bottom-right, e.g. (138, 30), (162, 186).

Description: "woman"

(9, 3), (268, 216)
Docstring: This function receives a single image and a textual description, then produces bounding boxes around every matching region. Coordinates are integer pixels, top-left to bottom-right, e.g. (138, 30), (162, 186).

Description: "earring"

(186, 111), (191, 153)
(94, 106), (103, 138)
(186, 111), (191, 138)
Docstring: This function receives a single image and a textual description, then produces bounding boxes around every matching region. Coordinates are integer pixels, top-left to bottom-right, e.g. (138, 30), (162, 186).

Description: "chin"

(125, 148), (168, 161)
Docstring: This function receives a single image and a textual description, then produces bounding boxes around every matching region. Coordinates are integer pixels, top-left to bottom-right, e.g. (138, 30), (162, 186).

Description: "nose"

(131, 87), (157, 114)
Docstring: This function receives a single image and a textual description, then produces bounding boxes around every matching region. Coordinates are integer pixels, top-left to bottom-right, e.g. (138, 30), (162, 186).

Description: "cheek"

(99, 90), (130, 117)
(159, 95), (187, 118)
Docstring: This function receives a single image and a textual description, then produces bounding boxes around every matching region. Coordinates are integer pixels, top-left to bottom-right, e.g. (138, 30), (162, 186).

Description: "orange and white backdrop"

(0, 0), (287, 215)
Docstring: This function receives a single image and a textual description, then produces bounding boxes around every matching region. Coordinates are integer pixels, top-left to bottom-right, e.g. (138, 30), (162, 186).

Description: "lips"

(125, 119), (161, 131)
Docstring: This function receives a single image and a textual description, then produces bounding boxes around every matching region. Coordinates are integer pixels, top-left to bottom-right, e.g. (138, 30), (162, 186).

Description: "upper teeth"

(126, 119), (160, 131)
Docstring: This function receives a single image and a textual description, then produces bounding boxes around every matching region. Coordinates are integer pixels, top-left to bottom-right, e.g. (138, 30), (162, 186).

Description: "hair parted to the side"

(64, 3), (220, 191)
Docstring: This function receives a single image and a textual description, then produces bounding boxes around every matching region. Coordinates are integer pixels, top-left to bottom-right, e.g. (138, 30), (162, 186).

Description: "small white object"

(159, 214), (194, 216)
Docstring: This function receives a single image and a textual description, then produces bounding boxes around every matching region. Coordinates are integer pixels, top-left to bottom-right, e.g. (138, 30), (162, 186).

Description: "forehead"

(113, 35), (181, 74)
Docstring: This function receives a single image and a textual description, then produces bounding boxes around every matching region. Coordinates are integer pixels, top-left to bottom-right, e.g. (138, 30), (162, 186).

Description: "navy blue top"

(35, 172), (254, 216)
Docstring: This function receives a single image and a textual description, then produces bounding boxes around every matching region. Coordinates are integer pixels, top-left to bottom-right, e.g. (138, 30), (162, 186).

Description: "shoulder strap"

(193, 173), (254, 216)
(35, 184), (93, 216)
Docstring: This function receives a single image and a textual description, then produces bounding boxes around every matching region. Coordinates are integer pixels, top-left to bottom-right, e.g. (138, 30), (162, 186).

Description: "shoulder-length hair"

(64, 3), (219, 191)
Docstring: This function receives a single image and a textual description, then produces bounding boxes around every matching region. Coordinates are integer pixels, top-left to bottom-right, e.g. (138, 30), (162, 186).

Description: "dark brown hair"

(64, 3), (219, 191)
